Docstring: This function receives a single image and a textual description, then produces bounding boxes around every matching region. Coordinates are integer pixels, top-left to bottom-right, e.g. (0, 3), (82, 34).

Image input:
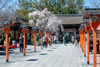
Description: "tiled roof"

(55, 14), (84, 24)
(12, 17), (33, 27)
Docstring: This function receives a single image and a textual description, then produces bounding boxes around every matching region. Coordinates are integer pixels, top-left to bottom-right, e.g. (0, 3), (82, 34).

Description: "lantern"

(0, 20), (11, 62)
(86, 8), (100, 22)
(32, 26), (38, 51)
(20, 24), (28, 31)
(39, 28), (44, 49)
(86, 8), (100, 67)
(20, 24), (28, 55)
(39, 28), (44, 32)
(32, 26), (38, 31)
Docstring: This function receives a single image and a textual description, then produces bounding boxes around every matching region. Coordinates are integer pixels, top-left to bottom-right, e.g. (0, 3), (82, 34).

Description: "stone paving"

(0, 43), (82, 67)
(79, 44), (100, 67)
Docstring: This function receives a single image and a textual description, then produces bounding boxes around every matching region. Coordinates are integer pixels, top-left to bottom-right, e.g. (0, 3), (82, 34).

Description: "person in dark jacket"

(63, 34), (67, 45)
(66, 35), (69, 43)
(76, 34), (80, 47)
(97, 36), (99, 53)
(19, 34), (23, 52)
(27, 35), (30, 45)
(90, 35), (93, 53)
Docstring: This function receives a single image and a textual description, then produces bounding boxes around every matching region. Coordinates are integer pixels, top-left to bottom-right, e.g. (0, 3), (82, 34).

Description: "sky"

(84, 0), (92, 7)
(0, 0), (93, 10)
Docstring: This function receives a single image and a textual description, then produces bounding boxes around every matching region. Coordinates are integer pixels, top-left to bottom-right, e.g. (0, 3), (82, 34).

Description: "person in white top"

(54, 36), (57, 44)
(12, 39), (16, 45)
(43, 35), (46, 47)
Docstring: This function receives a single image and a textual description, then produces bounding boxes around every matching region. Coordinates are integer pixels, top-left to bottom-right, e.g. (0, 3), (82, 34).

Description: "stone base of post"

(87, 61), (89, 64)
(6, 60), (8, 62)
(84, 54), (86, 57)
(34, 50), (36, 52)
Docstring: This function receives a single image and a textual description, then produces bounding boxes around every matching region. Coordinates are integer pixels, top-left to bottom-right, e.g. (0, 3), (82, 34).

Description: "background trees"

(15, 0), (85, 19)
(0, 0), (86, 35)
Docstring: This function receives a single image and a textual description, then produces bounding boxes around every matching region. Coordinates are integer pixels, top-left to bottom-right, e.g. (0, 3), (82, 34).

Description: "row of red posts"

(0, 22), (52, 62)
(79, 8), (100, 67)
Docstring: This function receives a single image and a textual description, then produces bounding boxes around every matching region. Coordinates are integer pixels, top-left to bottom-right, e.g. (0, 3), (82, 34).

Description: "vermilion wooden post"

(81, 29), (84, 52)
(16, 34), (18, 39)
(6, 33), (8, 61)
(90, 15), (99, 67)
(32, 26), (38, 51)
(49, 33), (51, 46)
(86, 27), (91, 64)
(45, 32), (48, 47)
(83, 29), (86, 57)
(40, 32), (43, 49)
(22, 28), (27, 55)
(3, 24), (10, 62)
(23, 33), (26, 55)
(83, 13), (91, 64)
(1, 21), (12, 62)
(79, 31), (81, 48)
(33, 31), (37, 51)
(81, 30), (82, 49)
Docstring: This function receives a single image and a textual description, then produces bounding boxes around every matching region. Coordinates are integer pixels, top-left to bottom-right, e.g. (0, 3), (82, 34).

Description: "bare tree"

(0, 7), (19, 22)
(90, 0), (100, 8)
(0, 0), (19, 22)
(0, 6), (19, 22)
(0, 0), (11, 10)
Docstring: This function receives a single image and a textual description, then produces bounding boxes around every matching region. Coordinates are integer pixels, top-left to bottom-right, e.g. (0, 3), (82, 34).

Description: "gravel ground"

(79, 45), (100, 67)
(0, 45), (42, 67)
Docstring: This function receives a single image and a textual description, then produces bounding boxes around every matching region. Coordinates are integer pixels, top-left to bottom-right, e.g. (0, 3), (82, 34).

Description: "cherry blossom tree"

(28, 8), (64, 34)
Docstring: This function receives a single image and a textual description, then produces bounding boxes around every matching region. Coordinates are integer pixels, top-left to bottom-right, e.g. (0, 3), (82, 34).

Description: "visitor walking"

(12, 39), (16, 45)
(97, 36), (99, 53)
(90, 35), (93, 53)
(36, 36), (39, 46)
(43, 35), (46, 47)
(19, 34), (23, 52)
(72, 35), (75, 45)
(4, 39), (6, 51)
(76, 34), (80, 47)
(27, 35), (30, 45)
(54, 35), (57, 44)
(64, 34), (67, 45)
(63, 36), (65, 44)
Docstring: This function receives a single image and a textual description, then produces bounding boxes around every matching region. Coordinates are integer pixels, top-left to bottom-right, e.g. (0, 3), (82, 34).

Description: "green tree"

(14, 0), (85, 19)
(63, 6), (76, 14)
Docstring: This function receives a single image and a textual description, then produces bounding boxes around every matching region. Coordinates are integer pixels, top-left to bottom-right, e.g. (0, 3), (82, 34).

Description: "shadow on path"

(47, 50), (53, 51)
(39, 53), (47, 55)
(52, 48), (56, 49)
(26, 59), (38, 61)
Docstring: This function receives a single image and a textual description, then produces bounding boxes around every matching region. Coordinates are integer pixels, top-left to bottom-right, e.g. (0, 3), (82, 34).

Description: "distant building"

(56, 14), (100, 38)
(56, 14), (84, 36)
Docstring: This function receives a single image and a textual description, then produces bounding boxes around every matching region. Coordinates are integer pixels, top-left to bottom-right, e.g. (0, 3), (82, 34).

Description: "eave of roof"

(55, 14), (84, 24)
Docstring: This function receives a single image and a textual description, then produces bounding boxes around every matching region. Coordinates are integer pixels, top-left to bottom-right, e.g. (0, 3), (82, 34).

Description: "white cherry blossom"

(28, 8), (64, 35)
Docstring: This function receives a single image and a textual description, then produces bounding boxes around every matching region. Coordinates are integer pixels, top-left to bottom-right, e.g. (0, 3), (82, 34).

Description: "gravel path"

(0, 45), (43, 67)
